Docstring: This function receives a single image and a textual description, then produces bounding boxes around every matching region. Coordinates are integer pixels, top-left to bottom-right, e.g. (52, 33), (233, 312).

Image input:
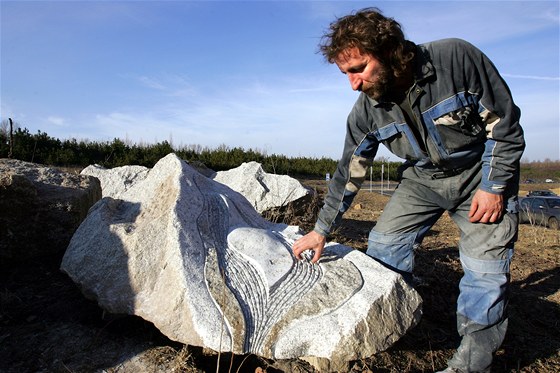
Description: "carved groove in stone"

(195, 178), (322, 353)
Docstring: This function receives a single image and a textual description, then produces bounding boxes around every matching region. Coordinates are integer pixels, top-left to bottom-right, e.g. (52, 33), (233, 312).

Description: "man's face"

(335, 47), (393, 100)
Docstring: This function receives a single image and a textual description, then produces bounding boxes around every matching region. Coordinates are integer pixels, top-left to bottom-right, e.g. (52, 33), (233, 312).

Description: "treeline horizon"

(0, 126), (404, 179)
(2, 126), (558, 182)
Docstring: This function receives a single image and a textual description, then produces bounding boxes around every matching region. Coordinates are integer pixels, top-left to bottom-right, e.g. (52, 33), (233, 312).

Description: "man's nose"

(348, 73), (361, 91)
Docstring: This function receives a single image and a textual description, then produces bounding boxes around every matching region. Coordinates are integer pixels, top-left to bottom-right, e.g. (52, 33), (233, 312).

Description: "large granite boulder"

(61, 154), (421, 371)
(0, 159), (101, 263)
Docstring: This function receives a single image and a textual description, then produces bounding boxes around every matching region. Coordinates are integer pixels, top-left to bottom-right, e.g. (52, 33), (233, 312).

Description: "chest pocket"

(423, 93), (487, 154)
(371, 122), (426, 160)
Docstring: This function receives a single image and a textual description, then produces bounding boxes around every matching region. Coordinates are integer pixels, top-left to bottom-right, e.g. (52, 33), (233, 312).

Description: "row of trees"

(520, 160), (560, 182)
(0, 125), (402, 179)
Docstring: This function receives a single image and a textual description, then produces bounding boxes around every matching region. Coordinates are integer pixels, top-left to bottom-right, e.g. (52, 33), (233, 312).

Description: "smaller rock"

(212, 161), (312, 213)
(82, 159), (313, 218)
(0, 159), (101, 263)
(81, 164), (149, 199)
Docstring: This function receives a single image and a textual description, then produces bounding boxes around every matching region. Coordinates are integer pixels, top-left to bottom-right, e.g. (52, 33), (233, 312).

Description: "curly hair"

(318, 7), (415, 77)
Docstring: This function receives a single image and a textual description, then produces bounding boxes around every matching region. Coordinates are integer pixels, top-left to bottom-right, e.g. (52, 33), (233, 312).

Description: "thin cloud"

(503, 74), (560, 81)
(399, 2), (558, 45)
(85, 74), (356, 158)
(288, 84), (343, 93)
(47, 116), (66, 126)
(541, 6), (560, 23)
(137, 76), (166, 90)
(129, 73), (198, 97)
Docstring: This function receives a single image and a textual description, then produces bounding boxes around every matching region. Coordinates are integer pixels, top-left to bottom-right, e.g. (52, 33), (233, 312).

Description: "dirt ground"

(1, 180), (559, 373)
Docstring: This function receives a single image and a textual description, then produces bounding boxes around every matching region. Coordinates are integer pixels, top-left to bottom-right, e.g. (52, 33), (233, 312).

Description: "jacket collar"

(413, 43), (435, 83)
(369, 42), (434, 107)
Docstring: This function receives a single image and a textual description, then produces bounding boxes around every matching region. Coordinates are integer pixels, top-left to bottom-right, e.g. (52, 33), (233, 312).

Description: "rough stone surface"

(81, 164), (150, 199)
(82, 159), (312, 215)
(61, 154), (422, 371)
(213, 161), (311, 213)
(0, 159), (101, 263)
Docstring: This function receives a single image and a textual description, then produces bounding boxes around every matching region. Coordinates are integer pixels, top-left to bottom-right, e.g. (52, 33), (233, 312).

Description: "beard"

(361, 64), (394, 101)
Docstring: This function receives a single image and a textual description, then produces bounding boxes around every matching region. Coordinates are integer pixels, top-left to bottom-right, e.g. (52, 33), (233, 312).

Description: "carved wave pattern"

(194, 178), (321, 354)
(249, 237), (321, 353)
(220, 218), (322, 354)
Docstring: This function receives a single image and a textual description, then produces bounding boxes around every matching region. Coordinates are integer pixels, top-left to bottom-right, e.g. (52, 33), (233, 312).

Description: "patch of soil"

(1, 179), (559, 372)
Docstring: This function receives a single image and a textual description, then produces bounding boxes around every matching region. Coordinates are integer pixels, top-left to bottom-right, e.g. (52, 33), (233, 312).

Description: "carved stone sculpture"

(61, 153), (421, 371)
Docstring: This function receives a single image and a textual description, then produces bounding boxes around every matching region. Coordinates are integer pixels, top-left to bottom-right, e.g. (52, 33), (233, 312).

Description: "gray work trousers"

(366, 161), (518, 372)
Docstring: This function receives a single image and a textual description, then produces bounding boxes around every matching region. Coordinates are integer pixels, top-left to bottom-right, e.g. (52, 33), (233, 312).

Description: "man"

(292, 7), (525, 373)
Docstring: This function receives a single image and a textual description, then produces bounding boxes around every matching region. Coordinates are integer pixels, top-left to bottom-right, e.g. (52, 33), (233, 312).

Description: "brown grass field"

(0, 180), (558, 372)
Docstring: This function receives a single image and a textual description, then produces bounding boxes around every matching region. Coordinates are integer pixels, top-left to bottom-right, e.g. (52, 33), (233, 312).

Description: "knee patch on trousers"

(366, 230), (418, 274)
(458, 250), (513, 326)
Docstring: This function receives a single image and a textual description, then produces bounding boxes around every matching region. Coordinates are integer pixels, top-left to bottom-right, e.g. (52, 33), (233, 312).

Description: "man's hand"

(468, 189), (504, 223)
(292, 231), (326, 264)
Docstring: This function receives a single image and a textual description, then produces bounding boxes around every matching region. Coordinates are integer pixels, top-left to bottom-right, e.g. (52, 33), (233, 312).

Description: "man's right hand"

(292, 231), (327, 264)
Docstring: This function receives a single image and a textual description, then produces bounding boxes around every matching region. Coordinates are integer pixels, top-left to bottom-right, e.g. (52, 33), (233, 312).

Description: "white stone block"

(62, 153), (421, 371)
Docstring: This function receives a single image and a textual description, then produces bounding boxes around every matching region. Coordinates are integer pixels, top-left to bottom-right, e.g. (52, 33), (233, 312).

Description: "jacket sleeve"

(463, 40), (525, 194)
(314, 96), (379, 236)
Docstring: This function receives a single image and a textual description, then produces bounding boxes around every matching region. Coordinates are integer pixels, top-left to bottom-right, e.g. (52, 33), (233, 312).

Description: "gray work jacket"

(314, 38), (525, 237)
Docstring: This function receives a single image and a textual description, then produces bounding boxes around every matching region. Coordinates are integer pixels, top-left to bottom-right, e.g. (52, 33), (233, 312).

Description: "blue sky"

(1, 0), (559, 162)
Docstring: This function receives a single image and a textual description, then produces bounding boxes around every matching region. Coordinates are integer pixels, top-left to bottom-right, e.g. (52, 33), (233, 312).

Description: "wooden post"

(8, 118), (14, 159)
